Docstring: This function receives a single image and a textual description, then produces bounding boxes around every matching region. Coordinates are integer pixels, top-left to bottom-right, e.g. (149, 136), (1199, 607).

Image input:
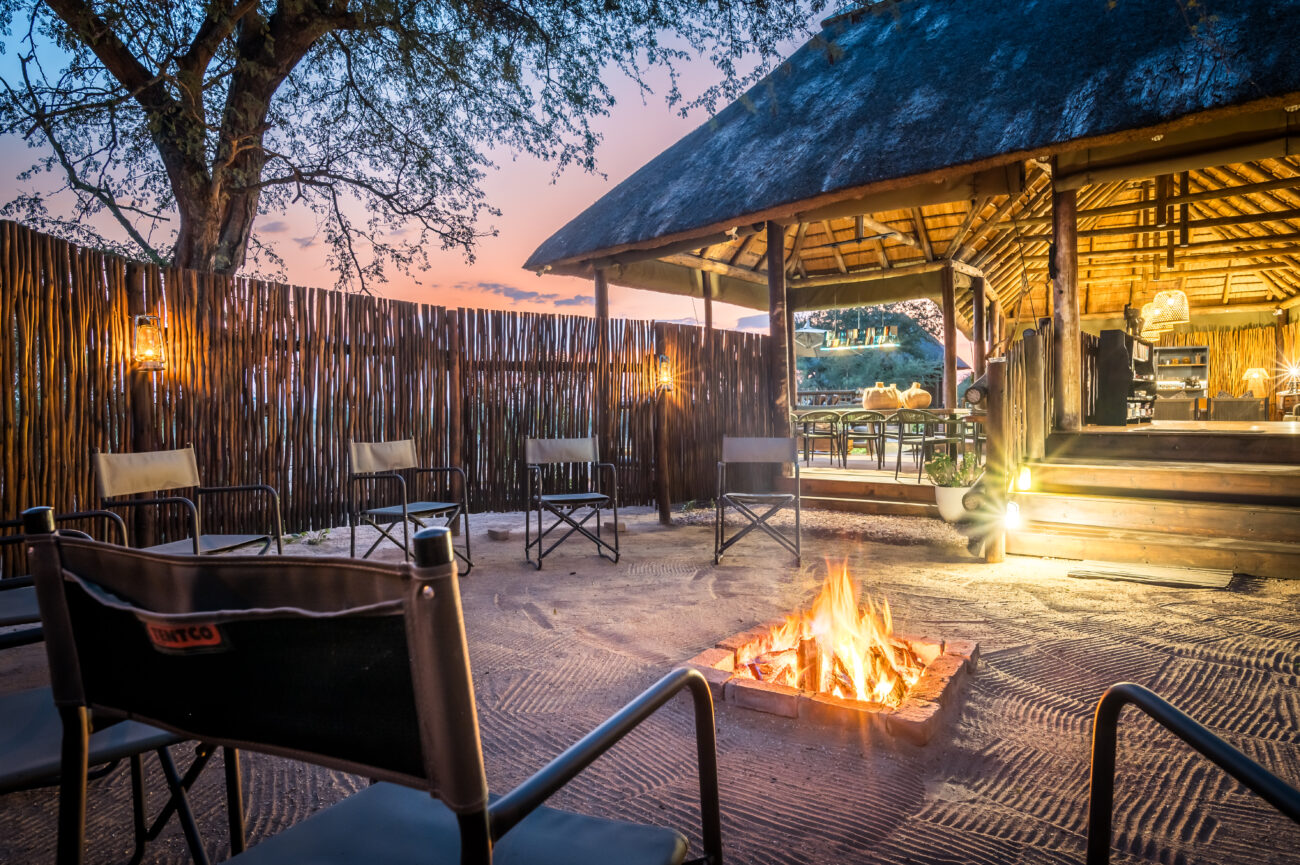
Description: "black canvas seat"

(222, 782), (686, 865)
(24, 514), (721, 865)
(349, 440), (472, 572)
(714, 437), (801, 565)
(525, 437), (619, 569)
(3, 509), (239, 865)
(1, 511), (126, 648)
(94, 447), (283, 555)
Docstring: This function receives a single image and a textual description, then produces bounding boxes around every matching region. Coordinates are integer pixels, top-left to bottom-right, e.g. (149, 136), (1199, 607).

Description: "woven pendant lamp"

(1147, 289), (1190, 328)
(1138, 302), (1171, 341)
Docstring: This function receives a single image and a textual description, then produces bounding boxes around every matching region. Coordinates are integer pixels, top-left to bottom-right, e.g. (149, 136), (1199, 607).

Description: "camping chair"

(792, 410), (842, 466)
(714, 437), (800, 565)
(1, 510), (126, 649)
(3, 507), (239, 865)
(348, 440), (472, 572)
(26, 516), (722, 865)
(94, 447), (283, 555)
(838, 410), (887, 470)
(524, 437), (619, 569)
(886, 409), (963, 482)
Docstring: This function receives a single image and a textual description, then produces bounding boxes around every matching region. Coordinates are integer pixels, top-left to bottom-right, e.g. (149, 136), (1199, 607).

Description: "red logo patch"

(141, 620), (226, 654)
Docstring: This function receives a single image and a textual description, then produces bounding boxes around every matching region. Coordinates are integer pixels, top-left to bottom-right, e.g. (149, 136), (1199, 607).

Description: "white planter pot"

(934, 485), (972, 523)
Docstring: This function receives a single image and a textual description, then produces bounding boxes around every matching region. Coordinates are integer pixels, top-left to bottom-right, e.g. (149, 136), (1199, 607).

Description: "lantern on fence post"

(133, 314), (166, 371)
(657, 354), (673, 392)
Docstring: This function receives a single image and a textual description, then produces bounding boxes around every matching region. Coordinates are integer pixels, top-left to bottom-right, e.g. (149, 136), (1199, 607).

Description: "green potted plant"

(924, 453), (982, 522)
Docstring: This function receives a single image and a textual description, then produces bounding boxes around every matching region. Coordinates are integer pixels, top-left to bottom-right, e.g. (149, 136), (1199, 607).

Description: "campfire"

(732, 562), (924, 708)
(687, 563), (979, 745)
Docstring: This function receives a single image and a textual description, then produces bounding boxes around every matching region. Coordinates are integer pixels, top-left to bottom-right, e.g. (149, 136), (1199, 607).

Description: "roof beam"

(821, 221), (848, 273)
(911, 207), (935, 261)
(997, 175), (1300, 226)
(784, 222), (809, 274)
(945, 196), (988, 258)
(860, 215), (921, 251)
(664, 253), (765, 284)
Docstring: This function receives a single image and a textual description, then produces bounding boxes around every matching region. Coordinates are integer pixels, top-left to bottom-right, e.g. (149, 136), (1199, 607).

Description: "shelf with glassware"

(1152, 345), (1209, 398)
(1095, 330), (1157, 425)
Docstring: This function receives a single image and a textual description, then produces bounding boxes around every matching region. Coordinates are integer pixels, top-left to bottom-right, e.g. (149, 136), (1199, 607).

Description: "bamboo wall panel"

(0, 222), (773, 572)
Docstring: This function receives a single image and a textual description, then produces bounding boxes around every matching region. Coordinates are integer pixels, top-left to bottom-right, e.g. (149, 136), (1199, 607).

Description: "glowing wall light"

(1003, 500), (1022, 531)
(133, 314), (166, 371)
(657, 354), (673, 392)
(1015, 465), (1032, 492)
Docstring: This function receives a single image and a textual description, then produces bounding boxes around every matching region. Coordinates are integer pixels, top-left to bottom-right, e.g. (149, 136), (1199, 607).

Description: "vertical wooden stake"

(971, 276), (987, 379)
(702, 270), (714, 335)
(1051, 178), (1082, 431)
(1023, 329), (1046, 461)
(984, 358), (1008, 564)
(126, 262), (157, 548)
(940, 264), (958, 408)
(448, 312), (463, 472)
(654, 322), (672, 525)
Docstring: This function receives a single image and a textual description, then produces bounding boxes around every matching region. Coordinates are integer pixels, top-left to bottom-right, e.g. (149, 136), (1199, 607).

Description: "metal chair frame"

(4, 508), (240, 865)
(793, 410), (843, 466)
(837, 410), (888, 470)
(886, 409), (963, 482)
(1087, 682), (1300, 864)
(349, 466), (472, 572)
(714, 438), (800, 565)
(524, 461), (619, 570)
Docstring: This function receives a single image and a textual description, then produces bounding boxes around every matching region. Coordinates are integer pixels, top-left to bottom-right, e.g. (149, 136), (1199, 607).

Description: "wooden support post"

(703, 271), (714, 334)
(766, 221), (791, 434)
(989, 298), (1003, 357)
(971, 276), (987, 378)
(653, 322), (672, 524)
(1023, 329), (1046, 461)
(594, 268), (612, 457)
(786, 304), (797, 408)
(940, 264), (958, 408)
(1051, 183), (1083, 431)
(126, 262), (157, 549)
(984, 358), (1008, 564)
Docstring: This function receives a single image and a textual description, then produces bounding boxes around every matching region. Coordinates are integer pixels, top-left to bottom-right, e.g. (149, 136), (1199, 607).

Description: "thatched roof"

(525, 0), (1300, 327)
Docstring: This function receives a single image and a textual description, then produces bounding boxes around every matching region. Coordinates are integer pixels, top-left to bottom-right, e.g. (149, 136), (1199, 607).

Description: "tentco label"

(139, 618), (228, 654)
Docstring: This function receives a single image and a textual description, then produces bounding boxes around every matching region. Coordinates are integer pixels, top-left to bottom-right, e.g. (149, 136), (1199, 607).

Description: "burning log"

(797, 637), (821, 693)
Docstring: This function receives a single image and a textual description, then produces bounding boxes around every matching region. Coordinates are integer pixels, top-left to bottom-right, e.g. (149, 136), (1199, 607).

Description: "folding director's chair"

(524, 437), (619, 569)
(348, 440), (472, 573)
(714, 436), (801, 565)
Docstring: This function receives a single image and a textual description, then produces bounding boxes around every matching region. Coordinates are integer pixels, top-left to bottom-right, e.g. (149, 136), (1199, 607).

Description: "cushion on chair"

(0, 584), (40, 627)
(226, 781), (688, 865)
(145, 534), (270, 555)
(0, 687), (182, 794)
(538, 492), (609, 506)
(362, 501), (459, 519)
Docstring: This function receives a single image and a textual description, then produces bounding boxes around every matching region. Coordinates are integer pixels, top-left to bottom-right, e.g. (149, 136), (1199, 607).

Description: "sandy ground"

(3, 507), (1298, 864)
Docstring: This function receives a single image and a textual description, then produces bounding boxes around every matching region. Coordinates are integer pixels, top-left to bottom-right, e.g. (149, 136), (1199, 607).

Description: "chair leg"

(224, 747), (245, 856)
(57, 706), (90, 865)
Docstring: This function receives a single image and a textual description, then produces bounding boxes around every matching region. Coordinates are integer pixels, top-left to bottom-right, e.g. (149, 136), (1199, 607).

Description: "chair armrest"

(53, 509), (129, 547)
(196, 484), (284, 551)
(489, 667), (721, 863)
(0, 575), (35, 590)
(413, 466), (470, 519)
(102, 496), (201, 554)
(595, 462), (620, 508)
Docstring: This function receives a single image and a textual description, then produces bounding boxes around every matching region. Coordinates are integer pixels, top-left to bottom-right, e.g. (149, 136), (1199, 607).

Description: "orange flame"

(735, 562), (923, 706)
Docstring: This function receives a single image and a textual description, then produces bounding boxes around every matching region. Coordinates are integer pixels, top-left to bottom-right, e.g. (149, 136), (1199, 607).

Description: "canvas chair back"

(350, 440), (421, 474)
(721, 437), (796, 464)
(525, 437), (598, 465)
(94, 448), (201, 498)
(25, 523), (489, 814)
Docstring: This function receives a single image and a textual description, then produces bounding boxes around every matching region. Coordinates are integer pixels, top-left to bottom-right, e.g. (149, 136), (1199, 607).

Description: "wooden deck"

(1009, 425), (1300, 579)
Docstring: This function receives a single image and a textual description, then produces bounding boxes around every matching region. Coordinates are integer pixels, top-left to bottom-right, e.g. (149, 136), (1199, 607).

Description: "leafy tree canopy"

(0, 0), (823, 290)
(797, 301), (946, 393)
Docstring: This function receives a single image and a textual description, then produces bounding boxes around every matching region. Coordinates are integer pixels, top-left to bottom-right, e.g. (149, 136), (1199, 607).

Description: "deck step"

(798, 474), (936, 504)
(801, 495), (938, 518)
(1012, 491), (1300, 544)
(1047, 429), (1300, 465)
(1007, 524), (1300, 580)
(1027, 459), (1300, 504)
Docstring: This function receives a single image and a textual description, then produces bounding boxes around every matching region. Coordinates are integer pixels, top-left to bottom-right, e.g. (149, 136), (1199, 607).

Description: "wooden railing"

(0, 222), (773, 567)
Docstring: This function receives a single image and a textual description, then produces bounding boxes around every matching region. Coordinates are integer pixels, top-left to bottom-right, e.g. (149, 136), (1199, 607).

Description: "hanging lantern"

(133, 314), (166, 371)
(1138, 302), (1170, 341)
(1147, 289), (1190, 328)
(656, 353), (673, 392)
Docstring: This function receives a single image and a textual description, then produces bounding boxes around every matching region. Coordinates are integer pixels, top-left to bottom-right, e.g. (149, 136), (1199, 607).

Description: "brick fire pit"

(687, 624), (979, 746)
